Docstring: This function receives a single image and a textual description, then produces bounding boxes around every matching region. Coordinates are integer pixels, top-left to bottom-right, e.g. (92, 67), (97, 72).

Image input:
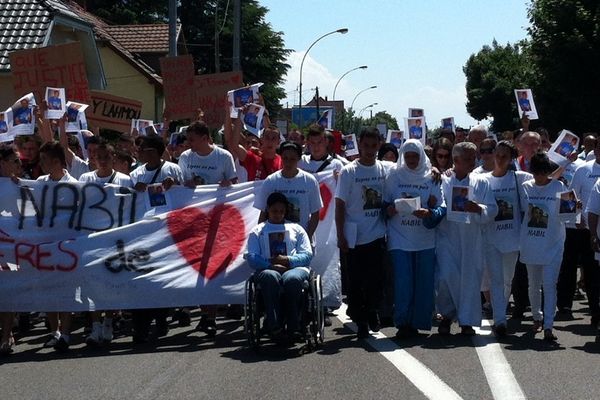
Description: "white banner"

(0, 174), (341, 311)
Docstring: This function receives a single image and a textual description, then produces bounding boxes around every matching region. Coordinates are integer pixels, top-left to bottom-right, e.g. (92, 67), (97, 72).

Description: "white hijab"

(395, 139), (431, 183)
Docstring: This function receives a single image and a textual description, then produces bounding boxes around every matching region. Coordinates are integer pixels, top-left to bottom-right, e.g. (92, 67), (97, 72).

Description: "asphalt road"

(1, 298), (599, 400)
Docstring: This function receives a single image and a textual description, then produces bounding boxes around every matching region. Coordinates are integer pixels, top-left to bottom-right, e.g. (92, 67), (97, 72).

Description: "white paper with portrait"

(404, 117), (426, 145)
(44, 87), (66, 119)
(447, 185), (473, 223)
(548, 129), (579, 166)
(228, 83), (263, 118)
(65, 101), (89, 132)
(343, 134), (358, 157)
(8, 93), (37, 136)
(241, 103), (265, 137)
(514, 88), (539, 120)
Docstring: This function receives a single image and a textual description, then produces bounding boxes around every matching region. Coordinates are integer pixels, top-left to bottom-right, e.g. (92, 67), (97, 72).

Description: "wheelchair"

(244, 270), (324, 351)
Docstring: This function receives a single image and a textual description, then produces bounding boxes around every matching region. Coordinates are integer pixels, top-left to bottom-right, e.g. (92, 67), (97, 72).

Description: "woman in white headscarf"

(384, 139), (445, 338)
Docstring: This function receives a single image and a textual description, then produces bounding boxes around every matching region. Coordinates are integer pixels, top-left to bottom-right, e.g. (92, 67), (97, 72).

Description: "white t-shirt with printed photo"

(519, 178), (567, 265)
(130, 161), (184, 186)
(178, 146), (237, 184)
(299, 154), (344, 174)
(384, 167), (443, 251)
(569, 160), (600, 226)
(79, 170), (133, 187)
(483, 170), (532, 253)
(335, 160), (387, 246)
(253, 169), (323, 231)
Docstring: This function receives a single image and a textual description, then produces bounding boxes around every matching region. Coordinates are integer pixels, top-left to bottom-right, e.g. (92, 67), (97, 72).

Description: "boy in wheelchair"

(245, 192), (313, 341)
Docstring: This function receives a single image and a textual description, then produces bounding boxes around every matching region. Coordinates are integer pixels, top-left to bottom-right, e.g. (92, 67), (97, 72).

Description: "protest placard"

(548, 129), (579, 166)
(194, 71), (244, 128)
(514, 88), (539, 120)
(65, 101), (89, 132)
(241, 103), (265, 137)
(441, 117), (455, 132)
(88, 91), (142, 132)
(386, 129), (404, 149)
(9, 42), (90, 104)
(45, 87), (66, 119)
(160, 55), (196, 120)
(228, 83), (262, 118)
(409, 108), (424, 117)
(6, 93), (37, 136)
(343, 134), (358, 157)
(405, 116), (426, 145)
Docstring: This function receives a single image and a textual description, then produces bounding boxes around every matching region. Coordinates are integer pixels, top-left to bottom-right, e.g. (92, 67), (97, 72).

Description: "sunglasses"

(480, 147), (495, 154)
(436, 153), (450, 159)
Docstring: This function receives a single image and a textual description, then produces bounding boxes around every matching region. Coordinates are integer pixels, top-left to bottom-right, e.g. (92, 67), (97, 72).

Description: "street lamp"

(359, 102), (378, 118)
(332, 65), (367, 101)
(350, 85), (377, 110)
(299, 28), (348, 127)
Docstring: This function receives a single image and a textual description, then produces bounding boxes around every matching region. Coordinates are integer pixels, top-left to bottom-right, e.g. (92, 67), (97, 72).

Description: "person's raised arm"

(57, 114), (75, 167)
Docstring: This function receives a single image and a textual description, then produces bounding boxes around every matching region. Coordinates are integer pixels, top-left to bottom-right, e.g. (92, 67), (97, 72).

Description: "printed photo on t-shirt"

(286, 196), (301, 223)
(559, 190), (577, 215)
(268, 231), (287, 258)
(451, 186), (470, 212)
(362, 186), (383, 210)
(527, 204), (548, 229)
(192, 173), (206, 186)
(495, 197), (514, 221)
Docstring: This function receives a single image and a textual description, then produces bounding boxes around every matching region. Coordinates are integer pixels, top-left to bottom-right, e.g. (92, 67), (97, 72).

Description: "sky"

(259, 0), (531, 129)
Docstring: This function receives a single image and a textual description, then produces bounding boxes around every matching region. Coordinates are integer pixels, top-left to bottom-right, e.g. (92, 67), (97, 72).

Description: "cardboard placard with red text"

(9, 42), (90, 104)
(160, 55), (196, 120)
(193, 71), (243, 128)
(88, 91), (142, 132)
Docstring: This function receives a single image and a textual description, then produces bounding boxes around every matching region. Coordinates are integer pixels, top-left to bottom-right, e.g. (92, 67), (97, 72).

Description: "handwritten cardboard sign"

(88, 91), (142, 132)
(9, 42), (90, 104)
(160, 55), (196, 120)
(193, 71), (243, 128)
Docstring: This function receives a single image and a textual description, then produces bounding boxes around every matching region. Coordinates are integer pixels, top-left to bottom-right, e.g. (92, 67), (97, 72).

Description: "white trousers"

(485, 247), (518, 326)
(526, 260), (561, 330)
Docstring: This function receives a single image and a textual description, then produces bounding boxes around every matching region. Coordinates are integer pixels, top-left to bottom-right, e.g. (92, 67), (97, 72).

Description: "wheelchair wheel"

(307, 272), (325, 346)
(245, 277), (261, 350)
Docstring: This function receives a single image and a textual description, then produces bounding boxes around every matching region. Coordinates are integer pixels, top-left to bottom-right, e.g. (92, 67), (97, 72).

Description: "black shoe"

(357, 323), (369, 339)
(460, 325), (476, 336)
(368, 312), (381, 333)
(174, 309), (191, 327)
(494, 324), (507, 337)
(438, 318), (452, 335)
(53, 336), (70, 352)
(132, 334), (149, 344)
(543, 329), (557, 342)
(324, 315), (332, 327)
(197, 316), (217, 338)
(595, 333), (600, 344)
(395, 325), (415, 339)
(591, 315), (599, 328)
(17, 313), (31, 334)
(225, 304), (244, 320)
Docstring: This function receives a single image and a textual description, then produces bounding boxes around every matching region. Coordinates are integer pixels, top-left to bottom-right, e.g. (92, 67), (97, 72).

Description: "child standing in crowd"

(519, 152), (569, 341)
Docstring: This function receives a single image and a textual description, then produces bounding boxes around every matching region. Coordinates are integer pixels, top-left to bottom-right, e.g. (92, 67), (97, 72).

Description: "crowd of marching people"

(2, 94), (600, 358)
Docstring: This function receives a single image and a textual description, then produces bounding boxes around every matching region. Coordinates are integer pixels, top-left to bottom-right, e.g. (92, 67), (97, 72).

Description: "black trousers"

(512, 259), (530, 313)
(557, 228), (600, 316)
(346, 237), (385, 324)
(131, 308), (169, 337)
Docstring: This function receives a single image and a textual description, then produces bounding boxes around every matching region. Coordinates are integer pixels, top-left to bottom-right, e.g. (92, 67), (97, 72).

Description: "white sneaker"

(86, 322), (103, 346)
(44, 331), (60, 348)
(102, 319), (114, 343)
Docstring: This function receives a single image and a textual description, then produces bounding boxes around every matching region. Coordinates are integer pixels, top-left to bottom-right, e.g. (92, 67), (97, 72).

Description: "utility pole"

(315, 86), (320, 118)
(232, 0), (241, 71)
(168, 0), (177, 57)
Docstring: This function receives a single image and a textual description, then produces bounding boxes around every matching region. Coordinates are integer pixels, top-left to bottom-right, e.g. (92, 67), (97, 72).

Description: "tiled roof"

(105, 24), (178, 54)
(0, 0), (53, 70)
(0, 0), (162, 85)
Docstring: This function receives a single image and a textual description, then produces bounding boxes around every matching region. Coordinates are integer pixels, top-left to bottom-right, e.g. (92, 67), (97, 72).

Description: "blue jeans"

(255, 268), (309, 332)
(390, 248), (435, 330)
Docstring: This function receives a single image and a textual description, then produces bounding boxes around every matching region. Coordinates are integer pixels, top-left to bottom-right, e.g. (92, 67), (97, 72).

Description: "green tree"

(78, 0), (290, 114)
(528, 0), (600, 134)
(366, 111), (399, 130)
(463, 40), (531, 132)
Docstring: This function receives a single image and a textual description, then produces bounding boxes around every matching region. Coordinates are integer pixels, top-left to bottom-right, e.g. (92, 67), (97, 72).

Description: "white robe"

(436, 172), (498, 327)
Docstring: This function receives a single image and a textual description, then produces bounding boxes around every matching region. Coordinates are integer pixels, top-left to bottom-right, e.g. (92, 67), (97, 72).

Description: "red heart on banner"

(167, 204), (246, 280)
(319, 182), (332, 221)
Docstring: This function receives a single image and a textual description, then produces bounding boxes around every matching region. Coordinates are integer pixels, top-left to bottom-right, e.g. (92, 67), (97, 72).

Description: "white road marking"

(336, 304), (464, 400)
(473, 321), (527, 400)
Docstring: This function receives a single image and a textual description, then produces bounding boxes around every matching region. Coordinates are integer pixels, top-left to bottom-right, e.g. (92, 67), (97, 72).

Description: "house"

(0, 0), (185, 125)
